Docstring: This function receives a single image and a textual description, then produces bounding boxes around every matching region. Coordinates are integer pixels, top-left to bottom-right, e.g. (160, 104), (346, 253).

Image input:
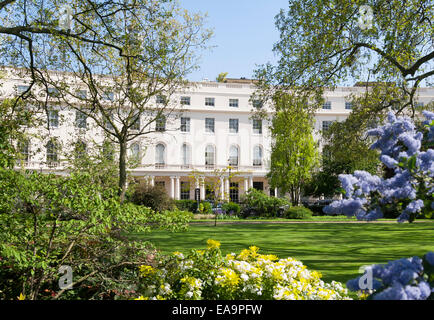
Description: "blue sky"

(179, 0), (289, 81)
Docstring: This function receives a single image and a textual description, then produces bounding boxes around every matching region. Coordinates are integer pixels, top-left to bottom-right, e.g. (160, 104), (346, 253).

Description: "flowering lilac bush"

(323, 111), (434, 222)
(346, 252), (434, 300)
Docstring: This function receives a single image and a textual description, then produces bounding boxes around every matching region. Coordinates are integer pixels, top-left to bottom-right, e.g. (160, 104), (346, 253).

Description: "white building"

(3, 70), (434, 202)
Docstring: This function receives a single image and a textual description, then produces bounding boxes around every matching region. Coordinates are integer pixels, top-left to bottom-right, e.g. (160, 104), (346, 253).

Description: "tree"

(0, 169), (192, 300)
(255, 0), (434, 115)
(0, 0), (212, 202)
(216, 72), (228, 83)
(267, 94), (319, 206)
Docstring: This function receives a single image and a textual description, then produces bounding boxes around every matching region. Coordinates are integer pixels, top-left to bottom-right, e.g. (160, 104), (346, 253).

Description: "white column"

(244, 177), (249, 194)
(220, 178), (225, 200)
(169, 176), (175, 199)
(200, 177), (205, 200)
(225, 178), (230, 201)
(249, 176), (253, 189)
(175, 176), (180, 200)
(275, 187), (278, 197)
(150, 176), (155, 187)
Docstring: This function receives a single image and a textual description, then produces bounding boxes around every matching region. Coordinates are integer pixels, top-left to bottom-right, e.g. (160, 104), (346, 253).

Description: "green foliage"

(129, 184), (175, 213)
(0, 169), (191, 300)
(240, 188), (290, 218)
(216, 72), (228, 82)
(267, 94), (319, 205)
(198, 201), (212, 215)
(221, 202), (241, 216)
(135, 240), (350, 300)
(283, 206), (313, 220)
(175, 200), (198, 212)
(0, 99), (35, 169)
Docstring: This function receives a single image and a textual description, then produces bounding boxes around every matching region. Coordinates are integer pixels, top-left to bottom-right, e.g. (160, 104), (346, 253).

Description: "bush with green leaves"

(129, 184), (175, 213)
(134, 240), (350, 300)
(283, 206), (313, 220)
(175, 199), (198, 212)
(197, 201), (212, 215)
(0, 169), (191, 300)
(240, 188), (290, 218)
(221, 202), (241, 216)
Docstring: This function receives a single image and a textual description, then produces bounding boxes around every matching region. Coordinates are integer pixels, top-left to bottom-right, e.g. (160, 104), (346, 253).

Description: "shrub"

(346, 252), (434, 300)
(134, 240), (351, 300)
(324, 111), (434, 222)
(240, 188), (290, 218)
(0, 169), (191, 300)
(175, 200), (197, 212)
(130, 184), (175, 213)
(197, 201), (213, 215)
(221, 202), (241, 216)
(284, 206), (313, 219)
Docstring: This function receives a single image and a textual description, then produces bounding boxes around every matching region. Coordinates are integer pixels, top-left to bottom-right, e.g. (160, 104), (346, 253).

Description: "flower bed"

(135, 240), (351, 300)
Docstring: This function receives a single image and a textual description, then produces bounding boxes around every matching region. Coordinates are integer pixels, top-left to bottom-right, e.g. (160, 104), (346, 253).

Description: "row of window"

(18, 85), (262, 109)
(155, 143), (263, 167)
(322, 101), (353, 110)
(45, 110), (263, 135)
(17, 139), (264, 168)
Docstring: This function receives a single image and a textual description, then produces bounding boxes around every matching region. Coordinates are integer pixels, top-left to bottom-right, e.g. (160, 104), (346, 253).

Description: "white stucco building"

(3, 69), (434, 202)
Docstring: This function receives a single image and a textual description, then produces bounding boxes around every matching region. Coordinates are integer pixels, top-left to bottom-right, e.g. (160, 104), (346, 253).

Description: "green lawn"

(132, 221), (434, 287)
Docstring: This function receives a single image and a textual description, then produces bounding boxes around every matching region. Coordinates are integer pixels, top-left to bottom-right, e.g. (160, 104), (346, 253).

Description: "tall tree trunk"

(119, 140), (127, 203)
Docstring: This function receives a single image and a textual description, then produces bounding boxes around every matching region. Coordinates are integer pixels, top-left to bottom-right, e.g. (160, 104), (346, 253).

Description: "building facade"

(3, 71), (434, 202)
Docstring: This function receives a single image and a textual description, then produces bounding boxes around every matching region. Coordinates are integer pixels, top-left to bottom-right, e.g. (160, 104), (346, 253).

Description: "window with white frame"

(130, 142), (140, 162)
(229, 145), (239, 166)
(345, 101), (353, 110)
(322, 120), (333, 132)
(253, 99), (263, 109)
(229, 119), (239, 133)
(205, 97), (215, 106)
(17, 139), (30, 162)
(205, 118), (215, 133)
(181, 117), (190, 132)
(48, 110), (59, 128)
(253, 119), (262, 134)
(181, 143), (191, 167)
(180, 181), (190, 200)
(155, 115), (166, 132)
(323, 101), (332, 109)
(17, 85), (30, 94)
(155, 143), (165, 166)
(75, 140), (87, 159)
(156, 95), (166, 104)
(46, 139), (58, 163)
(180, 96), (191, 105)
(229, 99), (239, 107)
(253, 145), (263, 166)
(131, 114), (140, 131)
(205, 145), (215, 166)
(102, 91), (114, 101)
(75, 110), (87, 129)
(47, 87), (60, 97)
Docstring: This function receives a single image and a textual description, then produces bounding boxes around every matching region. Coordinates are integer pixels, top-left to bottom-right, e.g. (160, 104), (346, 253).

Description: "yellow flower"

(206, 239), (221, 250)
(258, 254), (278, 261)
(197, 249), (205, 255)
(139, 265), (156, 278)
(18, 293), (25, 300)
(135, 296), (148, 300)
(237, 249), (251, 260)
(225, 253), (235, 260)
(217, 268), (240, 287)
